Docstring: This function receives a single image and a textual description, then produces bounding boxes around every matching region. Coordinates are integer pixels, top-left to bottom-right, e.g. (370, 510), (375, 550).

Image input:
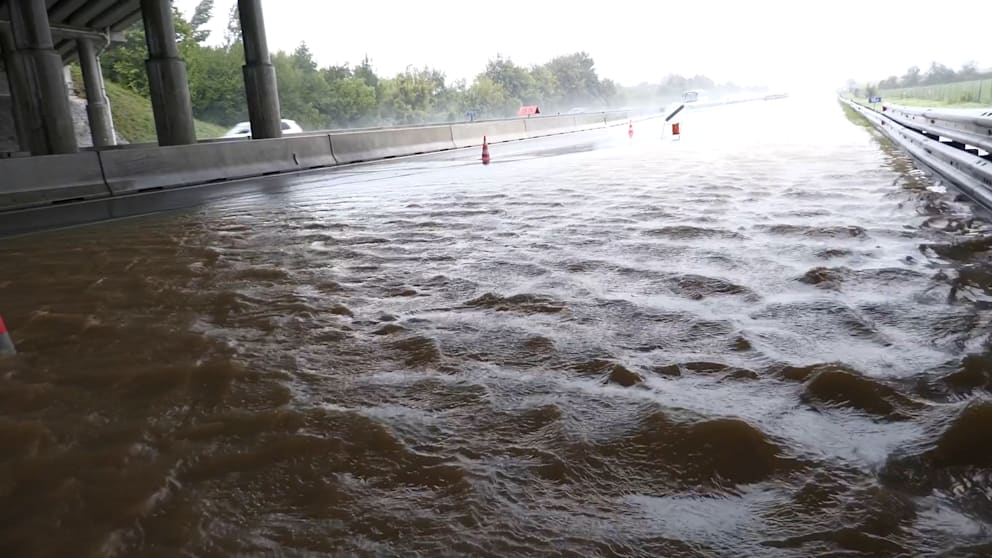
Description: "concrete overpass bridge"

(0, 0), (282, 155)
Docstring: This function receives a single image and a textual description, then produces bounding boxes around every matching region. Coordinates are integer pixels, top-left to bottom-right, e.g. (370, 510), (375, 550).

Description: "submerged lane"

(2, 95), (991, 557)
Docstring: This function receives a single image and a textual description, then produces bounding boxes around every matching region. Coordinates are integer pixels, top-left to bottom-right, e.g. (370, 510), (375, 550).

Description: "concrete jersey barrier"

(1, 109), (660, 214)
(604, 110), (631, 125)
(574, 113), (608, 131)
(450, 119), (527, 148)
(330, 126), (456, 164)
(523, 115), (579, 137)
(0, 151), (110, 211)
(100, 135), (335, 194)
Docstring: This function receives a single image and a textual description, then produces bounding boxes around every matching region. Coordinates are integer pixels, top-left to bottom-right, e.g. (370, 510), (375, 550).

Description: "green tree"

(321, 78), (377, 127)
(959, 61), (979, 80)
(102, 23), (149, 95)
(322, 64), (352, 82)
(527, 65), (559, 106)
(923, 62), (956, 85)
(484, 55), (534, 103)
(272, 50), (327, 129)
(187, 44), (246, 125)
(598, 78), (619, 104)
(462, 76), (517, 118)
(190, 0), (214, 42)
(544, 52), (601, 106)
(223, 3), (241, 48)
(901, 66), (921, 87)
(291, 42), (318, 73)
(878, 75), (899, 89)
(354, 56), (379, 90)
(102, 7), (196, 96)
(688, 74), (715, 90)
(376, 67), (449, 125)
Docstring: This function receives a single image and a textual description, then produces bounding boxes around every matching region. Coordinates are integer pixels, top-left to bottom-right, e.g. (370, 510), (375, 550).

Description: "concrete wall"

(450, 119), (527, 148)
(102, 135), (335, 194)
(330, 126), (455, 164)
(0, 152), (110, 208)
(0, 110), (659, 212)
(523, 115), (579, 136)
(574, 113), (607, 130)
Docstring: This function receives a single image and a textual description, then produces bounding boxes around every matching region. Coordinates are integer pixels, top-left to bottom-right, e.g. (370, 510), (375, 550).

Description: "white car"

(223, 119), (304, 138)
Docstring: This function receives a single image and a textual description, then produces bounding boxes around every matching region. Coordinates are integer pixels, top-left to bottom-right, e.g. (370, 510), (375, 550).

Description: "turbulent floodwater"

(2, 96), (992, 557)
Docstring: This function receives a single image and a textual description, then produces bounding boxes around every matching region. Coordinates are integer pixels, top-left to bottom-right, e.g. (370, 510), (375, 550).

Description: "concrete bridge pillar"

(0, 26), (32, 152)
(239, 0), (282, 139)
(7, 0), (77, 155)
(77, 38), (116, 147)
(141, 0), (195, 146)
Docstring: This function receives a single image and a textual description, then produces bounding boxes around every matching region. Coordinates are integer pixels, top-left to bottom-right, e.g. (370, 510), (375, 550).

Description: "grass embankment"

(839, 93), (883, 111)
(877, 97), (988, 109)
(70, 66), (229, 143)
(103, 79), (229, 142)
(878, 78), (992, 109)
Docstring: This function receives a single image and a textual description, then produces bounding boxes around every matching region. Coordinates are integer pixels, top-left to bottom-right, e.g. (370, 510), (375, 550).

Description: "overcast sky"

(175, 0), (990, 91)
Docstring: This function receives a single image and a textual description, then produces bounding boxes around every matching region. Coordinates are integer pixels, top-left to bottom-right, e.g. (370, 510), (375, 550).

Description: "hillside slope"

(70, 66), (229, 144)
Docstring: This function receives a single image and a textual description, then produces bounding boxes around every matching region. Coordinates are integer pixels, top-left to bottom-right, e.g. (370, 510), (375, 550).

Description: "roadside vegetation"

(87, 0), (748, 142)
(69, 66), (227, 142)
(848, 62), (992, 108)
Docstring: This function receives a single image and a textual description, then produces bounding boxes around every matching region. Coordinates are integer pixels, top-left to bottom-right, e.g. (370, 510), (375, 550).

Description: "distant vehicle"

(517, 105), (541, 117)
(223, 119), (304, 138)
(682, 90), (700, 103)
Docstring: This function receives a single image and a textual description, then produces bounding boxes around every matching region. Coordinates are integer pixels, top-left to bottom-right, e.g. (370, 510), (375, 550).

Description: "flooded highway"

(2, 95), (992, 557)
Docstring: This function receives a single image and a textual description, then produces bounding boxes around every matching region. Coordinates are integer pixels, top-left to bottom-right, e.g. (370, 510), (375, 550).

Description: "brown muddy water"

(1, 96), (992, 557)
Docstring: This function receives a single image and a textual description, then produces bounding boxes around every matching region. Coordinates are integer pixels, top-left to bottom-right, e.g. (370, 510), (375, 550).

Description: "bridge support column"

(141, 0), (195, 146)
(7, 0), (77, 155)
(77, 38), (115, 147)
(238, 0), (281, 139)
(0, 26), (32, 152)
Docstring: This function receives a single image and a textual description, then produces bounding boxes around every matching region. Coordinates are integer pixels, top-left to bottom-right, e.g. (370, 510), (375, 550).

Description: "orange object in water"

(672, 122), (681, 136)
(0, 313), (14, 355)
(481, 136), (491, 165)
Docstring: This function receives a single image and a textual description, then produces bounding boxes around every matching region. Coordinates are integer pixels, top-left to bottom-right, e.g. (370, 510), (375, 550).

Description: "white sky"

(175, 0), (991, 91)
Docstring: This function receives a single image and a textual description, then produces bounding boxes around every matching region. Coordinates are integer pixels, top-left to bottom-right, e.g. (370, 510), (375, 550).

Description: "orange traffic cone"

(672, 122), (681, 140)
(628, 121), (634, 138)
(0, 313), (15, 355)
(481, 136), (491, 165)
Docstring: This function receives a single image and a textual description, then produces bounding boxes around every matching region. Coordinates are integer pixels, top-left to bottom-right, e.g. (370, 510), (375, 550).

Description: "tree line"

(850, 60), (991, 96)
(99, 1), (612, 130)
(99, 1), (730, 131)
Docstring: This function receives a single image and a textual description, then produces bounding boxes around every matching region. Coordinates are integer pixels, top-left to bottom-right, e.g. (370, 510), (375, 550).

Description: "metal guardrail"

(882, 104), (992, 154)
(842, 98), (992, 210)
